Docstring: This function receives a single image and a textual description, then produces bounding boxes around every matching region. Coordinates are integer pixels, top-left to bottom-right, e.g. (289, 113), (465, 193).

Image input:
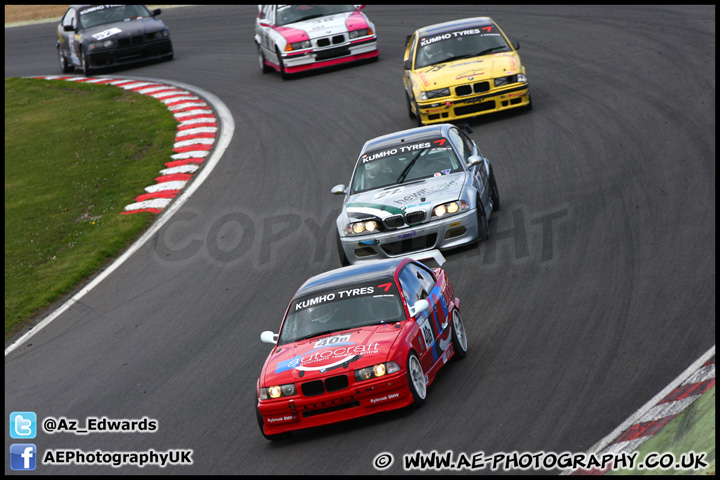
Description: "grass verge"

(4, 77), (176, 339)
(606, 386), (715, 475)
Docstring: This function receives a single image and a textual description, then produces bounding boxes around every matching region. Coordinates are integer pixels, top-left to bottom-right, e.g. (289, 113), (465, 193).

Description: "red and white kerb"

(34, 75), (218, 214)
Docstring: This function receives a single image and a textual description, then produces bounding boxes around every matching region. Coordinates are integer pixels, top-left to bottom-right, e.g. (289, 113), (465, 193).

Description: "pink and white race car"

(255, 5), (379, 79)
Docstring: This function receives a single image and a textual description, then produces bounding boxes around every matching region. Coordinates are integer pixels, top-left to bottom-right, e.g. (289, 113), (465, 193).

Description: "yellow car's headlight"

(419, 88), (450, 101)
(494, 73), (527, 87)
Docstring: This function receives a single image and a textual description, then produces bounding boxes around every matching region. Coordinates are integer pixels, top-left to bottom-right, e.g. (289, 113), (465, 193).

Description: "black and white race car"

(332, 124), (500, 265)
(56, 4), (173, 76)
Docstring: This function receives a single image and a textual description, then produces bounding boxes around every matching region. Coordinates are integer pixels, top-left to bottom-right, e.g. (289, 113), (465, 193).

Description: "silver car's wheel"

(451, 310), (467, 359)
(476, 197), (489, 242)
(407, 352), (426, 407)
(489, 165), (500, 211)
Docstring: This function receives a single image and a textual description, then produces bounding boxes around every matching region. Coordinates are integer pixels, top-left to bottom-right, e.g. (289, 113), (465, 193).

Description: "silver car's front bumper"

(339, 207), (478, 264)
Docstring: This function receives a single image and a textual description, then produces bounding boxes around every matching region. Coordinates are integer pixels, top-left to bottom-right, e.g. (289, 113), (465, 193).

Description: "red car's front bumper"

(257, 370), (411, 436)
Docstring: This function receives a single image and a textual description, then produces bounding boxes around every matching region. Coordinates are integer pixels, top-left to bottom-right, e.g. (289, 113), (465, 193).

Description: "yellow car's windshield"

(415, 26), (510, 69)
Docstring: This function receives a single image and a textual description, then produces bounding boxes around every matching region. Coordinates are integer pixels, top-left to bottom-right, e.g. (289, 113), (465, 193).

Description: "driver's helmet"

(308, 304), (337, 324)
(423, 42), (443, 61)
(365, 160), (382, 177)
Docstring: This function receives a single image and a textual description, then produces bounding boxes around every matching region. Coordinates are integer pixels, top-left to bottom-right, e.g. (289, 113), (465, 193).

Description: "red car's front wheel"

(407, 352), (426, 407)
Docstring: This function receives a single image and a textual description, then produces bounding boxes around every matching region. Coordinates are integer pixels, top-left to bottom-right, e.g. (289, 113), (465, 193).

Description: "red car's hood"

(261, 324), (404, 385)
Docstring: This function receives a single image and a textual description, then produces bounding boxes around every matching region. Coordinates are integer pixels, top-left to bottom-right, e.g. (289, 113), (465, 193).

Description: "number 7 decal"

(377, 283), (392, 292)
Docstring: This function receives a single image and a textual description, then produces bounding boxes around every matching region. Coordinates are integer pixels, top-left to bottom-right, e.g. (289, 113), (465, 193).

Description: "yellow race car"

(403, 17), (531, 125)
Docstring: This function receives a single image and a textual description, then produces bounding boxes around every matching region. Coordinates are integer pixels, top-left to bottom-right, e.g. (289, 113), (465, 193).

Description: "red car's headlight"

(259, 383), (296, 399)
(355, 362), (400, 382)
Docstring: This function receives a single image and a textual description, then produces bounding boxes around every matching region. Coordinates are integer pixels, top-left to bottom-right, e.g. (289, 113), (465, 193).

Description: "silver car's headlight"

(419, 88), (450, 101)
(432, 200), (468, 218)
(346, 219), (380, 235)
(287, 40), (311, 51)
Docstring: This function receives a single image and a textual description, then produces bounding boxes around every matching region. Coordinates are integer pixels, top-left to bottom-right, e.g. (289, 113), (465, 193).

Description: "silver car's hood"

(345, 172), (467, 221)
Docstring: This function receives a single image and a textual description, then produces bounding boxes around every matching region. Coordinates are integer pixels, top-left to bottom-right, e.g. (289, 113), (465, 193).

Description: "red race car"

(256, 250), (467, 440)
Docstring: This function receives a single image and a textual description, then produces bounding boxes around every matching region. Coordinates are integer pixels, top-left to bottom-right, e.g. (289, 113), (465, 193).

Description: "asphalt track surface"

(4, 5), (715, 475)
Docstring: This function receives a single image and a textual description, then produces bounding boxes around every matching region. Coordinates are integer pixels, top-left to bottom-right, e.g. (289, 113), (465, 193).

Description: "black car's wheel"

(406, 93), (417, 119)
(450, 310), (467, 360)
(336, 232), (350, 267)
(258, 44), (272, 73)
(407, 351), (426, 408)
(489, 164), (500, 211)
(255, 404), (291, 441)
(81, 50), (91, 77)
(57, 46), (73, 73)
(476, 197), (489, 242)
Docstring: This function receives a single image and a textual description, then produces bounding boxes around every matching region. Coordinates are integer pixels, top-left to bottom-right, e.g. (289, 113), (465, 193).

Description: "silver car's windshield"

(350, 141), (463, 194)
(278, 283), (404, 345)
(415, 25), (510, 69)
(276, 5), (356, 26)
(79, 5), (151, 29)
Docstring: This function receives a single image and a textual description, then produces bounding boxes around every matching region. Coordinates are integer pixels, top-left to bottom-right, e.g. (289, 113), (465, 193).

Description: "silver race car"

(332, 124), (499, 265)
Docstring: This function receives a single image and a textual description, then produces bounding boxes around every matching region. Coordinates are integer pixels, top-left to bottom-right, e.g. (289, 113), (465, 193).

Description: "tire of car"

(275, 47), (289, 80)
(81, 50), (91, 77)
(489, 164), (500, 211)
(406, 93), (417, 120)
(414, 99), (424, 127)
(476, 196), (489, 242)
(450, 309), (467, 360)
(407, 351), (426, 408)
(336, 232), (350, 267)
(255, 404), (292, 441)
(57, 46), (73, 73)
(258, 44), (272, 73)
(525, 93), (533, 111)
